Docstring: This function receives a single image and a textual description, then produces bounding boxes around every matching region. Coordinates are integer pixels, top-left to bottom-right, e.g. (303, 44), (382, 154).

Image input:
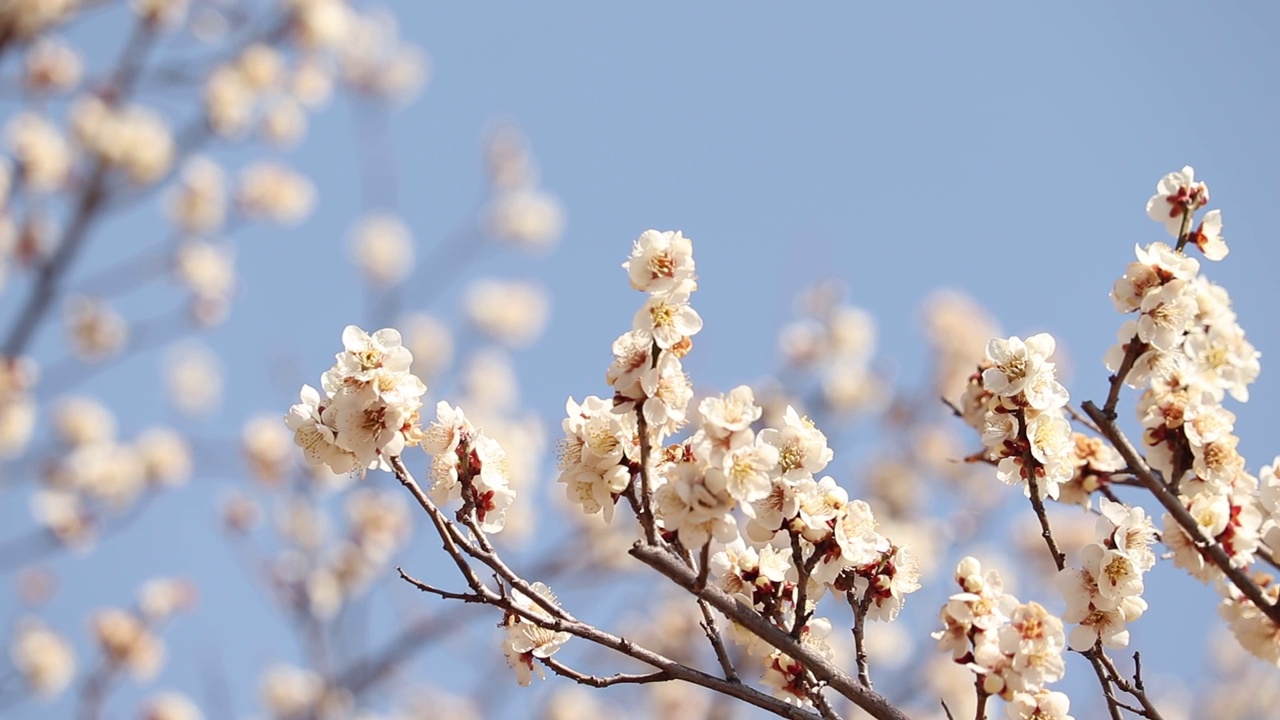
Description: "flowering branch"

(1082, 400), (1280, 627)
(630, 542), (910, 720)
(388, 456), (834, 720)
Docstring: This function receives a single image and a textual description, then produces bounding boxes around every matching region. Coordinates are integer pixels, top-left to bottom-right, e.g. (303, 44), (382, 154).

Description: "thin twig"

(397, 568), (486, 603)
(697, 597), (739, 683)
(1101, 340), (1145, 419)
(848, 589), (874, 687)
(1084, 648), (1124, 720)
(540, 657), (670, 687)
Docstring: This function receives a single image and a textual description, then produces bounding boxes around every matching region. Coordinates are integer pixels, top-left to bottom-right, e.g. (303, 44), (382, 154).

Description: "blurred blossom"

(290, 57), (333, 109)
(53, 441), (146, 509)
(236, 44), (284, 92)
(395, 690), (480, 720)
(921, 289), (1000, 402)
(0, 157), (11, 206)
(484, 188), (564, 251)
(205, 65), (254, 137)
(173, 240), (235, 324)
(460, 348), (520, 412)
(91, 608), (165, 681)
(340, 10), (429, 101)
(66, 296), (128, 362)
(241, 414), (295, 485)
(237, 162), (315, 224)
(16, 211), (57, 265)
(24, 36), (82, 93)
(350, 214), (413, 286)
(137, 578), (197, 622)
(132, 0), (187, 30)
(795, 278), (847, 317)
(306, 567), (342, 620)
(305, 460), (356, 493)
(277, 499), (328, 551)
(6, 113), (71, 192)
(286, 0), (353, 52)
(52, 395), (117, 447)
(820, 361), (886, 415)
(484, 124), (536, 190)
(827, 305), (876, 361)
(542, 687), (619, 720)
(259, 664), (326, 717)
(32, 490), (93, 551)
(165, 342), (223, 416)
(134, 427), (192, 486)
(0, 356), (37, 458)
(863, 621), (913, 670)
(190, 6), (227, 43)
(260, 96), (308, 147)
(16, 568), (57, 606)
(346, 488), (410, 562)
(141, 691), (203, 720)
(648, 681), (712, 720)
(8, 617), (76, 698)
(0, 0), (78, 39)
(70, 98), (175, 185)
(777, 318), (824, 367)
(865, 457), (920, 519)
(220, 491), (260, 533)
(462, 279), (549, 348)
(166, 156), (226, 236)
(399, 312), (453, 381)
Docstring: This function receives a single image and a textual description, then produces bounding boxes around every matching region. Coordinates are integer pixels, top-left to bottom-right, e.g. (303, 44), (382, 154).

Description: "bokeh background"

(3, 1), (1280, 718)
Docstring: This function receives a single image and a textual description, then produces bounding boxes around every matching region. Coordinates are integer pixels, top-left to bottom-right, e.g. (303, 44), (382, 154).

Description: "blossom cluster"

(500, 582), (571, 686)
(933, 557), (1073, 719)
(963, 333), (1074, 501)
(33, 396), (191, 550)
(549, 230), (920, 705)
(1055, 498), (1156, 651)
(1108, 170), (1274, 645)
(285, 325), (426, 474)
(421, 400), (517, 534)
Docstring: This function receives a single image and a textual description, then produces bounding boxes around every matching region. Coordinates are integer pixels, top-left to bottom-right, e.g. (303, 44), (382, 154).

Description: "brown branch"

(1101, 339), (1145, 419)
(810, 687), (841, 720)
(630, 542), (910, 720)
(1096, 651), (1166, 720)
(697, 595), (739, 683)
(1083, 401), (1280, 627)
(848, 589), (874, 687)
(1016, 408), (1066, 571)
(634, 397), (660, 546)
(1083, 648), (1124, 720)
(972, 683), (988, 720)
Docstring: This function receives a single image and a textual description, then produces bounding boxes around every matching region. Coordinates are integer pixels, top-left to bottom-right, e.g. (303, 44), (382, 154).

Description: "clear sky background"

(3, 1), (1280, 718)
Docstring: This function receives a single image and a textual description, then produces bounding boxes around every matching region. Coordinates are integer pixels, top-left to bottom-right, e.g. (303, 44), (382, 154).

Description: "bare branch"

(540, 657), (670, 687)
(397, 568), (486, 603)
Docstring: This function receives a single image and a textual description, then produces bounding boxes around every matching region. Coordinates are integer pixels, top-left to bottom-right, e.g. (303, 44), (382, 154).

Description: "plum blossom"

(1146, 165), (1208, 237)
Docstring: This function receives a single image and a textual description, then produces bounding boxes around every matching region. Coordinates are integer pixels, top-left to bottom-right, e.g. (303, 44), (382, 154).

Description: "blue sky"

(3, 1), (1280, 717)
